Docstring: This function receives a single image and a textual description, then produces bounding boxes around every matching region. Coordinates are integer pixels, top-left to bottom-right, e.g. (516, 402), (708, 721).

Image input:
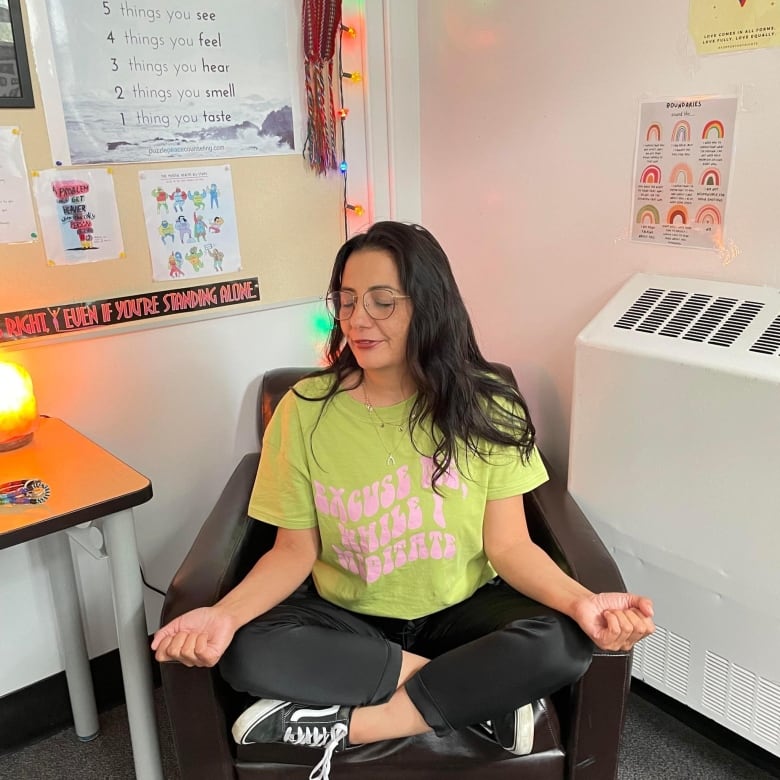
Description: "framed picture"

(0, 0), (33, 108)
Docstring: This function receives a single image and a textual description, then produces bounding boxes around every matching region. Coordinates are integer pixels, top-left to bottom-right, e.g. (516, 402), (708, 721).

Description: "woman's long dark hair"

(298, 221), (537, 487)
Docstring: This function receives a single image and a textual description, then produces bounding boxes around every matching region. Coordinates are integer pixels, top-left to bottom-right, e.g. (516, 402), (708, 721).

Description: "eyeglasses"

(325, 288), (411, 321)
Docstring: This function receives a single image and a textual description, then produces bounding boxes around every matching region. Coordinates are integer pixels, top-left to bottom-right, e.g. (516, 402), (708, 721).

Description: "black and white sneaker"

(231, 699), (351, 780)
(484, 701), (534, 755)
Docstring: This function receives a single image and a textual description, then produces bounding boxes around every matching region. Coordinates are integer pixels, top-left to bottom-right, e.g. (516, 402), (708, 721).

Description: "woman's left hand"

(572, 592), (655, 651)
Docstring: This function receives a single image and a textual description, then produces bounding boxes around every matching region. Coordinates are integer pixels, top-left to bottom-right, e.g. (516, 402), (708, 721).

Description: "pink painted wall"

(418, 0), (779, 473)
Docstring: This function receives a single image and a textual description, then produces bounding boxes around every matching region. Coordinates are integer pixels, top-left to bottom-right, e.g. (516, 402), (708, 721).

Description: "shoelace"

(308, 722), (349, 780)
(283, 724), (335, 747)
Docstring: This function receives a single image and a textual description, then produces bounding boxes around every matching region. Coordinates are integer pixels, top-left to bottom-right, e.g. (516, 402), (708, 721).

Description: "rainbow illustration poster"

(689, 0), (780, 55)
(630, 96), (737, 250)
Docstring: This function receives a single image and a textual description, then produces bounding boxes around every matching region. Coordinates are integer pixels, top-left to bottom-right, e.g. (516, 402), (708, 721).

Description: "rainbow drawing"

(672, 120), (691, 142)
(695, 205), (722, 224)
(640, 165), (662, 184)
(700, 167), (720, 186)
(670, 163), (693, 184)
(646, 123), (662, 142)
(702, 119), (725, 139)
(667, 205), (688, 224)
(636, 205), (660, 224)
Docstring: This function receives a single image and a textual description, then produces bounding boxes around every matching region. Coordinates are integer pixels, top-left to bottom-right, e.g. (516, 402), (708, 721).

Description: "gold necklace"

(362, 384), (407, 466)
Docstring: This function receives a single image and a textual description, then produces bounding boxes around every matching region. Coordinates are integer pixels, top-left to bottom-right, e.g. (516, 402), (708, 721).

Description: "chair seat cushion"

(236, 696), (563, 777)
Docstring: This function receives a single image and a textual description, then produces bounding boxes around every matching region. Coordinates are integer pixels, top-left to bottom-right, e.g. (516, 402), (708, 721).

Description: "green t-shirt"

(248, 375), (548, 619)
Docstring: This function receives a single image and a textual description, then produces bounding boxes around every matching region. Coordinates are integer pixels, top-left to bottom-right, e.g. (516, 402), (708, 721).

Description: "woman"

(152, 222), (654, 780)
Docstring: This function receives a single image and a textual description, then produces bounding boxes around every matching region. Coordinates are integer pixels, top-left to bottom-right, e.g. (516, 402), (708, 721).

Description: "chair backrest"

(257, 363), (518, 442)
(257, 367), (314, 440)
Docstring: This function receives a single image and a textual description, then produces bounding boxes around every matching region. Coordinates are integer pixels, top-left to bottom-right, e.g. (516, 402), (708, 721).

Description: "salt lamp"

(0, 362), (38, 451)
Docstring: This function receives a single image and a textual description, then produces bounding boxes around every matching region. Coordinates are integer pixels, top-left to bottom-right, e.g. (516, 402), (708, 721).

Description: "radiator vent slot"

(702, 652), (729, 715)
(659, 293), (712, 337)
(755, 679), (780, 747)
(636, 291), (688, 333)
(727, 664), (757, 731)
(631, 625), (689, 697)
(613, 288), (766, 349)
(702, 652), (780, 748)
(750, 315), (780, 355)
(614, 288), (665, 329)
(666, 633), (691, 697)
(708, 301), (764, 347)
(682, 296), (738, 342)
(638, 626), (667, 683)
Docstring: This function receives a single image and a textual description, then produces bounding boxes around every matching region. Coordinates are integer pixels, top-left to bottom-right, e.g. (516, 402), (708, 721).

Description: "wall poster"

(0, 127), (37, 244)
(34, 0), (299, 165)
(139, 164), (240, 282)
(689, 0), (780, 55)
(32, 167), (124, 264)
(630, 96), (738, 250)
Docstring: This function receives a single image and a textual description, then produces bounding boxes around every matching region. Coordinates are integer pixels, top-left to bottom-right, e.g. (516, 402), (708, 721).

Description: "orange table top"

(0, 417), (152, 549)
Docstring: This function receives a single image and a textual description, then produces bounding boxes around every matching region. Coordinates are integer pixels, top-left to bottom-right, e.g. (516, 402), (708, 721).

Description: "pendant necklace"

(362, 384), (407, 466)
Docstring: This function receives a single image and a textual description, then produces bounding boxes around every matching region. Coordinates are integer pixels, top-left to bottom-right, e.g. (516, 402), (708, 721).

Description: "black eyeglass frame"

(324, 288), (411, 321)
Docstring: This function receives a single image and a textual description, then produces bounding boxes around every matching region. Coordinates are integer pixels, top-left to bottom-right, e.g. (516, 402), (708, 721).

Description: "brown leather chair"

(160, 366), (631, 780)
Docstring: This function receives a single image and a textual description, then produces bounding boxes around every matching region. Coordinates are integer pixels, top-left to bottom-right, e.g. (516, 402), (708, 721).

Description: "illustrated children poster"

(0, 128), (37, 244)
(37, 0), (297, 165)
(630, 96), (737, 250)
(140, 164), (241, 281)
(32, 168), (124, 264)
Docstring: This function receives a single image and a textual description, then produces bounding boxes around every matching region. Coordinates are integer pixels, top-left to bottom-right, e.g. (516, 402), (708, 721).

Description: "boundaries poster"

(630, 96), (737, 250)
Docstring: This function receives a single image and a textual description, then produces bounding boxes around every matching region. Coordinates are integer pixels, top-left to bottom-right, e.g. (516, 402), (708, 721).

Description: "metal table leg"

(102, 508), (163, 780)
(39, 531), (100, 741)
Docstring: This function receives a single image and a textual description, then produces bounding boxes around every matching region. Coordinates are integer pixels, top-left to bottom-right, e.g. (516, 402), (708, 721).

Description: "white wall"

(0, 304), (321, 696)
(418, 0), (780, 474)
(1, 0), (375, 701)
(8, 0), (779, 700)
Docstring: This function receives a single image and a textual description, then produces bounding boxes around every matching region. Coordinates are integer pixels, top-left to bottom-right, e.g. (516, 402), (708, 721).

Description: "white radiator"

(568, 272), (780, 757)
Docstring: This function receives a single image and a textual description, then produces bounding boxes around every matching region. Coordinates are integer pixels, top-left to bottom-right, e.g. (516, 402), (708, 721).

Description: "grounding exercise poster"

(630, 96), (737, 250)
(35, 0), (298, 165)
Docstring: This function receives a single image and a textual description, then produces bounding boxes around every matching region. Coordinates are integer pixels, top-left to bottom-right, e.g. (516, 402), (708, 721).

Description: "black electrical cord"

(140, 565), (166, 597)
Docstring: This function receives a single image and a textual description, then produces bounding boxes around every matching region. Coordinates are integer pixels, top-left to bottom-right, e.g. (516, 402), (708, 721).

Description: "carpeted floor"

(619, 694), (777, 780)
(0, 689), (776, 779)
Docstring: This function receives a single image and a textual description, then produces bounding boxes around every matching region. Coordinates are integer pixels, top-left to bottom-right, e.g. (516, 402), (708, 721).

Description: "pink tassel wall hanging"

(302, 0), (343, 175)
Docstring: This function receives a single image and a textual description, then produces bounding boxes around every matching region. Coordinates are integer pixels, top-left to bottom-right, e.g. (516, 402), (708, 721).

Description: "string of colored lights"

(309, 19), (363, 355)
(338, 21), (363, 239)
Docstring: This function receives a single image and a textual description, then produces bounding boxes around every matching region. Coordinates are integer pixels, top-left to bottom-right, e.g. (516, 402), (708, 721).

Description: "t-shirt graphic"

(249, 376), (548, 619)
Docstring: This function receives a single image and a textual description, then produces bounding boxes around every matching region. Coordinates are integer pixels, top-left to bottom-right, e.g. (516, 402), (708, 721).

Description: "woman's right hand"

(151, 606), (237, 667)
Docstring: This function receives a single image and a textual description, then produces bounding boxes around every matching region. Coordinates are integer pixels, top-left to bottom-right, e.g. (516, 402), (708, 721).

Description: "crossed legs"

(219, 579), (593, 744)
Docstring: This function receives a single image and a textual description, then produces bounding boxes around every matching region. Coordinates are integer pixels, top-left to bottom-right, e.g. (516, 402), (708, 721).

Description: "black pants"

(219, 578), (593, 736)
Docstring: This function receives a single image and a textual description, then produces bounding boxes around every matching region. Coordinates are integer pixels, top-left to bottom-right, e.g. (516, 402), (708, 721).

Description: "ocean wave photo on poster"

(62, 95), (295, 164)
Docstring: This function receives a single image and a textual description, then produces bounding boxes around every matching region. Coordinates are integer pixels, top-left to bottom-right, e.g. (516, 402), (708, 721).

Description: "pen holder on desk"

(0, 362), (38, 452)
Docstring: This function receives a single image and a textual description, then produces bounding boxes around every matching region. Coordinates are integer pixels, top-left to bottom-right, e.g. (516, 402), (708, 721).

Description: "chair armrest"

(161, 452), (270, 780)
(524, 457), (631, 780)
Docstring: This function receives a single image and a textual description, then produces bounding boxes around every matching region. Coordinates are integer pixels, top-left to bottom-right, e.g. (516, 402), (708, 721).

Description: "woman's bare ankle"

(349, 688), (431, 744)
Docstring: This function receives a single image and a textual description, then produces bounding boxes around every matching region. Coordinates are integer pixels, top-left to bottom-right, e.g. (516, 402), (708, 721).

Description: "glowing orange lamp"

(0, 361), (38, 451)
